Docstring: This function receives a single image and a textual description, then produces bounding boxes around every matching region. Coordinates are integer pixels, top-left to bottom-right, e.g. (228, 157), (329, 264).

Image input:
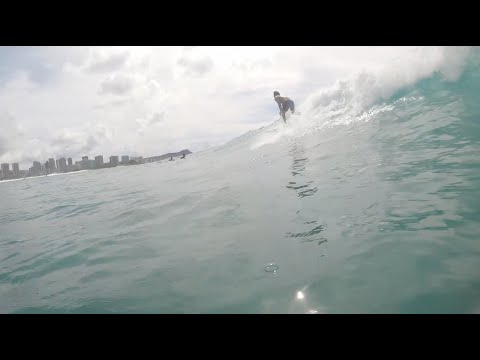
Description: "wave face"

(1, 47), (480, 313)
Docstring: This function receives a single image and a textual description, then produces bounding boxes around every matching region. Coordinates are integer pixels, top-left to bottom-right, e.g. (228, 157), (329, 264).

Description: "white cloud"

(177, 56), (214, 77)
(49, 129), (101, 159)
(99, 74), (135, 96)
(149, 112), (165, 125)
(0, 111), (24, 157)
(136, 111), (166, 135)
(84, 49), (130, 73)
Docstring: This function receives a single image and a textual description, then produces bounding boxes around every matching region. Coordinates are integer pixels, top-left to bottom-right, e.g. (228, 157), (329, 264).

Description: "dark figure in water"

(181, 153), (186, 159)
(169, 157), (174, 161)
(274, 91), (295, 123)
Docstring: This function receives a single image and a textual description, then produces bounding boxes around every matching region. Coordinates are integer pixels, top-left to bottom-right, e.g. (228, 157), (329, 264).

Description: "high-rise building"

(110, 156), (119, 167)
(12, 163), (20, 177)
(48, 158), (56, 172)
(56, 159), (59, 169)
(32, 161), (42, 176)
(58, 158), (67, 172)
(95, 155), (104, 169)
(1, 163), (9, 179)
(81, 156), (89, 170)
(121, 155), (130, 164)
(67, 163), (81, 172)
(68, 158), (73, 166)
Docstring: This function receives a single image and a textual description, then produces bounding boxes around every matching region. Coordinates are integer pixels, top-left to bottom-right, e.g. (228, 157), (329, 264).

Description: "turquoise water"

(1, 51), (480, 313)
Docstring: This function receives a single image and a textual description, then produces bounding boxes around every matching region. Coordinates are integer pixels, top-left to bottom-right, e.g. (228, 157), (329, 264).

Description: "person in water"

(274, 91), (295, 123)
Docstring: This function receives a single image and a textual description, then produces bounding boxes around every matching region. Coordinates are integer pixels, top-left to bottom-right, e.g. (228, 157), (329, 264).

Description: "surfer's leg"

(284, 100), (294, 114)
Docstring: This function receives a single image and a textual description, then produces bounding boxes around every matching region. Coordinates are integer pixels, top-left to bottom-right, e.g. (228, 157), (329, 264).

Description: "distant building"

(81, 156), (89, 170)
(81, 160), (95, 170)
(110, 156), (119, 167)
(58, 158), (67, 172)
(68, 158), (73, 166)
(48, 158), (56, 172)
(131, 156), (143, 164)
(56, 159), (59, 169)
(95, 155), (104, 169)
(12, 163), (20, 177)
(1, 163), (9, 179)
(87, 160), (95, 169)
(31, 161), (42, 176)
(67, 164), (81, 172)
(121, 155), (129, 164)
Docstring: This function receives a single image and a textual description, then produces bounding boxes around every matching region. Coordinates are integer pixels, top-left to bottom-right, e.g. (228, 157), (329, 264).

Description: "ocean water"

(1, 47), (480, 313)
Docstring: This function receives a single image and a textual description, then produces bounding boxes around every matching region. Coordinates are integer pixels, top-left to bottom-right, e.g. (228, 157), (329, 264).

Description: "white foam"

(249, 117), (298, 150)
(302, 47), (472, 123)
(0, 170), (89, 185)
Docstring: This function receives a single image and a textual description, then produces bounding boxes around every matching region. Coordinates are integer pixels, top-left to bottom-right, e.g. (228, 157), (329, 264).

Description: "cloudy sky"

(0, 46), (447, 167)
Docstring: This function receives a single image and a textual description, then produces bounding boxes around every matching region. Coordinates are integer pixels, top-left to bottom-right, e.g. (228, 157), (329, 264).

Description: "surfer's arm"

(275, 97), (285, 115)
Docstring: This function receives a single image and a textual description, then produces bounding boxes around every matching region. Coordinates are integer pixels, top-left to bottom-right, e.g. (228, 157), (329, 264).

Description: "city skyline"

(0, 152), (139, 180)
(0, 149), (191, 181)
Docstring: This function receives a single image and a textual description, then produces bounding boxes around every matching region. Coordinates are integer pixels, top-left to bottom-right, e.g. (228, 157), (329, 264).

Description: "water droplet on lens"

(264, 263), (279, 273)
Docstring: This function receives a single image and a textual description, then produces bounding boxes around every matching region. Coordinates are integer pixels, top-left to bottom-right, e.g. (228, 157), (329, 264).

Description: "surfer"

(274, 91), (295, 123)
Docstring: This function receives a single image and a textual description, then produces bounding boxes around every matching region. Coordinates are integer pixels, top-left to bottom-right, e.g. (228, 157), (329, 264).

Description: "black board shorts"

(283, 99), (295, 112)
